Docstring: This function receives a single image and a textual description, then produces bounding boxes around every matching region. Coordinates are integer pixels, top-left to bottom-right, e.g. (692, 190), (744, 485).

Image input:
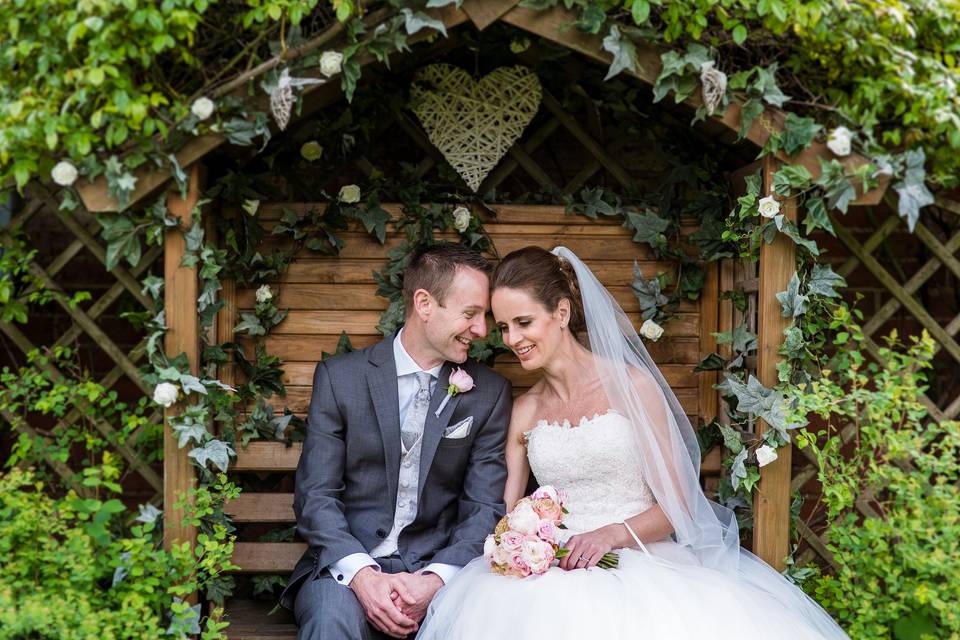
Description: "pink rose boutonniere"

(434, 367), (474, 416)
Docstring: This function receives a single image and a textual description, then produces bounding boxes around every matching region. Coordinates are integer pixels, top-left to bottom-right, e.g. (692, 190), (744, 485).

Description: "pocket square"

(442, 416), (473, 439)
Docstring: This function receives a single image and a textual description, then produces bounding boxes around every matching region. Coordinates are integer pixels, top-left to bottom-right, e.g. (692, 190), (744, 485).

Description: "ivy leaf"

(135, 503), (162, 524)
(205, 574), (236, 607)
(173, 421), (208, 448)
(222, 114), (271, 150)
(776, 272), (808, 319)
(803, 196), (833, 235)
(234, 311), (267, 336)
(738, 98), (764, 140)
(602, 25), (638, 80)
(695, 353), (727, 372)
(894, 149), (934, 232)
(98, 214), (140, 270)
(780, 326), (806, 359)
(778, 113), (821, 156)
(713, 323), (757, 353)
(752, 64), (789, 107)
(772, 165), (813, 196)
(777, 218), (821, 256)
(166, 599), (202, 638)
(729, 448), (749, 491)
(188, 439), (236, 472)
(354, 203), (391, 244)
(631, 264), (668, 320)
(400, 8), (447, 37)
(808, 264), (846, 298)
(178, 374), (207, 396)
(719, 424), (744, 454)
(623, 209), (669, 250)
(572, 187), (617, 218)
(722, 374), (791, 438)
(815, 159), (856, 214)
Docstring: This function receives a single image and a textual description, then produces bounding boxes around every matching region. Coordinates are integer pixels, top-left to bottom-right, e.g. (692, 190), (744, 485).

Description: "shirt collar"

(393, 329), (442, 379)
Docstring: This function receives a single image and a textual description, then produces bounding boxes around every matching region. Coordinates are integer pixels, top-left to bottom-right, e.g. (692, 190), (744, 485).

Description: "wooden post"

(753, 156), (794, 570)
(164, 164), (203, 557)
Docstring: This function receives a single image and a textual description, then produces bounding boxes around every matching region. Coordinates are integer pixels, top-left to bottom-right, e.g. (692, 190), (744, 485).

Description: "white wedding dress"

(417, 410), (848, 639)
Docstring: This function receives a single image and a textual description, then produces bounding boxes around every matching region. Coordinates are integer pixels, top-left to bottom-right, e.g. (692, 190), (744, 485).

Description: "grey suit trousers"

(294, 557), (411, 640)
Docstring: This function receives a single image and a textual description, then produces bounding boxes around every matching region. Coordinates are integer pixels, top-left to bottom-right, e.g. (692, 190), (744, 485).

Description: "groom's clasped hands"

(350, 565), (444, 637)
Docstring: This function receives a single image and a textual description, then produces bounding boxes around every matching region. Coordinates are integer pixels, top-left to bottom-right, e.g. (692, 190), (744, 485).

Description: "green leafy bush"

(0, 467), (234, 640)
(788, 331), (960, 639)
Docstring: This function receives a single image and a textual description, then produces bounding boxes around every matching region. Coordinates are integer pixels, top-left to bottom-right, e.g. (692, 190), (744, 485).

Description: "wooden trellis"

(0, 183), (164, 508)
(787, 196), (960, 568)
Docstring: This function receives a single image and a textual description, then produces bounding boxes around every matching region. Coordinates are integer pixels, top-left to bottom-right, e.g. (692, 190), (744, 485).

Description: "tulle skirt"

(417, 541), (848, 639)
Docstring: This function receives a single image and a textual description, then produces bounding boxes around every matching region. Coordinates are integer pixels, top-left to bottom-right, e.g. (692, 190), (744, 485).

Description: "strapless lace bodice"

(524, 410), (656, 535)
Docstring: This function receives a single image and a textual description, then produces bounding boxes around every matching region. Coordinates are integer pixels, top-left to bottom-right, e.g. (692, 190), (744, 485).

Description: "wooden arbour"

(63, 2), (897, 634)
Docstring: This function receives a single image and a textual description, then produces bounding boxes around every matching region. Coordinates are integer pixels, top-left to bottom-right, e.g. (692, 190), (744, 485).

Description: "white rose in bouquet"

(507, 501), (540, 535)
(483, 534), (497, 559)
(520, 536), (554, 574)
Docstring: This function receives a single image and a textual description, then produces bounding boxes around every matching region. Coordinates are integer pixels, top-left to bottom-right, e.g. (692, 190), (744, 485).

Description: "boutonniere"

(435, 367), (475, 417)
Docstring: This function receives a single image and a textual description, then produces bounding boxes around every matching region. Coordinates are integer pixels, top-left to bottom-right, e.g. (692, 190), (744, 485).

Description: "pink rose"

(532, 498), (563, 524)
(500, 531), (524, 549)
(536, 519), (559, 545)
(492, 543), (513, 567)
(510, 551), (531, 576)
(531, 485), (560, 503)
(448, 367), (475, 393)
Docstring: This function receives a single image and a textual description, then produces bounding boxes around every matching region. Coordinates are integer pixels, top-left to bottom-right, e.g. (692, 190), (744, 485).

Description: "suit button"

(376, 528), (387, 538)
(337, 574), (344, 581)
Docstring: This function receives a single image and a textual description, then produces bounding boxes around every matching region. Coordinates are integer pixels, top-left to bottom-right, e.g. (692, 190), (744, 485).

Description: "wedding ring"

(578, 555), (587, 562)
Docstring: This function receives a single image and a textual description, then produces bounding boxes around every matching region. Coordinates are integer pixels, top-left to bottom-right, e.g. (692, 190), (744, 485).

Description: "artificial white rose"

(756, 444), (779, 467)
(758, 195), (780, 218)
(152, 382), (179, 408)
(826, 126), (852, 157)
(191, 97), (215, 121)
(639, 318), (664, 341)
(51, 161), (79, 187)
(319, 51), (344, 78)
(338, 184), (361, 204)
(255, 284), (273, 303)
(507, 502), (540, 535)
(452, 206), (471, 232)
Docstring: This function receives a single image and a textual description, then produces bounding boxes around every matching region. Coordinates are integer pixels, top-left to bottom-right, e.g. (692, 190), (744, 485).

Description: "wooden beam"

(752, 156), (794, 570)
(461, 0), (521, 31)
(163, 164), (203, 563)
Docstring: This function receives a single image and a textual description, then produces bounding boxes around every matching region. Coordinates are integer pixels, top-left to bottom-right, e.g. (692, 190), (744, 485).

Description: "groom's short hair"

(403, 243), (492, 315)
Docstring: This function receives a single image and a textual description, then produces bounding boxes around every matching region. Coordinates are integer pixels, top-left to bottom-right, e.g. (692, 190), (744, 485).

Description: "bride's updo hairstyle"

(492, 246), (586, 337)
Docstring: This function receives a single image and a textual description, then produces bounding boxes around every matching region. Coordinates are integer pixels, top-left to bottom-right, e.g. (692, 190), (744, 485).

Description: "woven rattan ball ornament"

(410, 64), (542, 192)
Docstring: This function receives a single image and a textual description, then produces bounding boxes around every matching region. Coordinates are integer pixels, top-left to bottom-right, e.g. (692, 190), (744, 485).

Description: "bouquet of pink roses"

(483, 485), (618, 577)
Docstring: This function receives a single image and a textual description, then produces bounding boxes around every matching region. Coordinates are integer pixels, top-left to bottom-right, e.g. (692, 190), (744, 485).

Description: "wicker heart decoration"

(410, 64), (542, 192)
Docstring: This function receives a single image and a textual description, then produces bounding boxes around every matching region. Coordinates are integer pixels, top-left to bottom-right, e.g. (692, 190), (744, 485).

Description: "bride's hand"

(558, 524), (622, 570)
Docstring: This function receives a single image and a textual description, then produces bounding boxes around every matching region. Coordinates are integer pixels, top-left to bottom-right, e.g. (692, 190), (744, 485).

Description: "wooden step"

(232, 542), (305, 573)
(224, 598), (296, 640)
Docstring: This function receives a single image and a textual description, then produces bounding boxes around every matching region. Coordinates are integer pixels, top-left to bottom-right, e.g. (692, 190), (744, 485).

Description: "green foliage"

(789, 331), (960, 638)
(0, 468), (231, 639)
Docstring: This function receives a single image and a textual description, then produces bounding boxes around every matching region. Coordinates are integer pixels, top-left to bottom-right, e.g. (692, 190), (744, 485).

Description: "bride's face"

(492, 287), (569, 370)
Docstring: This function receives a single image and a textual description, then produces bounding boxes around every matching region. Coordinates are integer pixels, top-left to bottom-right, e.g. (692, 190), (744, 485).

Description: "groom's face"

(422, 267), (490, 364)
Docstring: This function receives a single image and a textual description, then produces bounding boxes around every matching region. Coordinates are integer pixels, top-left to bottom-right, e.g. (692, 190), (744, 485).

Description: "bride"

(416, 246), (849, 639)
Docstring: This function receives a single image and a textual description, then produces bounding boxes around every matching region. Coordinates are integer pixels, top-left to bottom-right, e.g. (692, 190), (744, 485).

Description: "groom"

(280, 243), (512, 639)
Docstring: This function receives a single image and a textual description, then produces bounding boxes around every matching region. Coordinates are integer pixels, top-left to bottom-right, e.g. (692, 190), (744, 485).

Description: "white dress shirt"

(328, 330), (460, 586)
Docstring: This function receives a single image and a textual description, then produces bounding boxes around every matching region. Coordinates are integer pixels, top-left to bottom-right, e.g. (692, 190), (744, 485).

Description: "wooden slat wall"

(225, 203), (720, 572)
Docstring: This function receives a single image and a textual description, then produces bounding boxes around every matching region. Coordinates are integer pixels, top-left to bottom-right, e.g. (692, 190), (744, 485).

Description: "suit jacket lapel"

(367, 337), (401, 506)
(417, 362), (463, 503)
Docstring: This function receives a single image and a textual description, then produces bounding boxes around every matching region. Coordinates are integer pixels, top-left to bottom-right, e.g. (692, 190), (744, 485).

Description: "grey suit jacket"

(280, 333), (512, 610)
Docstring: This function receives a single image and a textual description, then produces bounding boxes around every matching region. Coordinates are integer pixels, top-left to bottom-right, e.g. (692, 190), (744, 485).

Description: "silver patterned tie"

(400, 371), (432, 451)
